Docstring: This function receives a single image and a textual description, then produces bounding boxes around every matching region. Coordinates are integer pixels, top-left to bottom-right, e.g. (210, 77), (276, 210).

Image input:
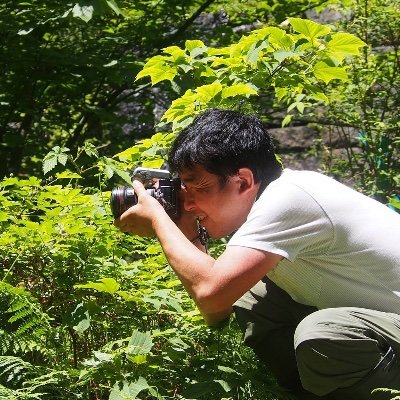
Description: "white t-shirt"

(229, 169), (400, 313)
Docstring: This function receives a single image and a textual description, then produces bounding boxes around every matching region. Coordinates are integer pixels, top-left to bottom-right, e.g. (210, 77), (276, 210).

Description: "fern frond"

(0, 384), (17, 400)
(0, 355), (34, 384)
(0, 282), (53, 356)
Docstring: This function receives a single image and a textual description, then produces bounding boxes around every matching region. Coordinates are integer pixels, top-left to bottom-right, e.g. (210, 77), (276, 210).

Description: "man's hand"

(113, 180), (166, 236)
(174, 186), (199, 240)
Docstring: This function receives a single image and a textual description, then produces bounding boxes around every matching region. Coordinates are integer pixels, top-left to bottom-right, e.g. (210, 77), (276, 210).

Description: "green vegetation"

(1, 0), (399, 399)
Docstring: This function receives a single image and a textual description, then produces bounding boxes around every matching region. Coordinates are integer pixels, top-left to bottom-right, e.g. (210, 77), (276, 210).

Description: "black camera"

(110, 167), (181, 219)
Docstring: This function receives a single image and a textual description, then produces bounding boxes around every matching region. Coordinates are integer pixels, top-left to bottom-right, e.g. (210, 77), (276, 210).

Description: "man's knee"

(294, 308), (384, 396)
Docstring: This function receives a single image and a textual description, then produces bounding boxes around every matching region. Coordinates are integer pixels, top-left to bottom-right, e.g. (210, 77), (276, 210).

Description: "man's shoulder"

(269, 169), (353, 200)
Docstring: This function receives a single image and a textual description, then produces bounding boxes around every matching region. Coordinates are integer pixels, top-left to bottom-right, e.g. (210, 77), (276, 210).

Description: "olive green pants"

(233, 277), (400, 399)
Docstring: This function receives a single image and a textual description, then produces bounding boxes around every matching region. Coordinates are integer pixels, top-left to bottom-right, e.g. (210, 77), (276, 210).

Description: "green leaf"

(127, 377), (150, 398)
(221, 83), (258, 99)
(327, 33), (367, 62)
(282, 114), (293, 127)
(127, 330), (153, 355)
(246, 40), (269, 65)
(289, 18), (331, 43)
(135, 56), (177, 85)
(72, 3), (94, 22)
(185, 40), (205, 52)
(43, 156), (58, 175)
(195, 81), (222, 103)
(106, 0), (123, 15)
(109, 377), (150, 400)
(273, 50), (301, 63)
(136, 65), (177, 85)
(217, 365), (241, 375)
(75, 278), (120, 294)
(314, 62), (348, 83)
(56, 171), (82, 179)
(58, 153), (68, 166)
(42, 146), (70, 174)
(215, 379), (231, 392)
(83, 142), (99, 158)
(163, 46), (187, 62)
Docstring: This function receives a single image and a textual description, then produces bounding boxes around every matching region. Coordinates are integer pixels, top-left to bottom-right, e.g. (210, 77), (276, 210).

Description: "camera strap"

(191, 219), (209, 253)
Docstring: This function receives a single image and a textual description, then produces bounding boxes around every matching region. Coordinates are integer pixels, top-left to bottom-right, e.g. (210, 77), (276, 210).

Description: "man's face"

(179, 164), (256, 239)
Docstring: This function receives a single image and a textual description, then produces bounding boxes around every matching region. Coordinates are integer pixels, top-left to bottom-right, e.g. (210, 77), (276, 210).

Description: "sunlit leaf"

(75, 278), (120, 294)
(314, 62), (348, 83)
(127, 330), (153, 355)
(221, 83), (258, 99)
(289, 18), (331, 43)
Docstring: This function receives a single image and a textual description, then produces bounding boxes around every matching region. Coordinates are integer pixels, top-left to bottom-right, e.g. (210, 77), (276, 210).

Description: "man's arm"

(115, 181), (282, 325)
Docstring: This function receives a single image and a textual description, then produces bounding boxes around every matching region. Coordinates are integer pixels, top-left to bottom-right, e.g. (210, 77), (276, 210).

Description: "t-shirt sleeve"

(228, 180), (334, 261)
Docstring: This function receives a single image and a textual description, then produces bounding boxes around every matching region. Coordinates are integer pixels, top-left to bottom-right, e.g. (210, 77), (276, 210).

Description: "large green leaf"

(109, 377), (150, 400)
(127, 330), (153, 355)
(289, 18), (331, 44)
(327, 33), (367, 62)
(195, 81), (223, 103)
(313, 62), (348, 83)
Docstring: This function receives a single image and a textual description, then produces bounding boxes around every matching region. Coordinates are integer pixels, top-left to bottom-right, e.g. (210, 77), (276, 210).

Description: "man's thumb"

(132, 180), (147, 198)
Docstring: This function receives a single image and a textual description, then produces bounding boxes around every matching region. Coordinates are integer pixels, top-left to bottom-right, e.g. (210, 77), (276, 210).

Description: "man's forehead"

(179, 165), (211, 183)
(179, 169), (200, 183)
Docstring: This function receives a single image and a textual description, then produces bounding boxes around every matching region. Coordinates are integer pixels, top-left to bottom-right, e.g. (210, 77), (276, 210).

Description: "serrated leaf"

(163, 46), (186, 61)
(83, 142), (99, 158)
(114, 169), (132, 184)
(128, 377), (150, 397)
(135, 56), (177, 84)
(43, 156), (58, 175)
(109, 383), (134, 400)
(136, 65), (176, 85)
(185, 40), (205, 52)
(195, 81), (222, 103)
(327, 32), (367, 62)
(289, 18), (331, 43)
(58, 153), (68, 166)
(105, 164), (114, 179)
(246, 40), (269, 65)
(127, 330), (153, 355)
(72, 4), (94, 22)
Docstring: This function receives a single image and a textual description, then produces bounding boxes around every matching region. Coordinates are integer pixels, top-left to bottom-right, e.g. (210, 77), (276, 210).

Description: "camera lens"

(110, 186), (137, 219)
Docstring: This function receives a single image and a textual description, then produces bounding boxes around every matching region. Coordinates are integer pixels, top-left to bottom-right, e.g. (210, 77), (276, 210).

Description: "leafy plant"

(319, 0), (399, 206)
(134, 18), (365, 132)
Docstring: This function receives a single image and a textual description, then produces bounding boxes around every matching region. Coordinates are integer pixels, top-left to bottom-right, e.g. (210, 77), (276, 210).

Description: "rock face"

(269, 124), (360, 186)
(269, 125), (321, 171)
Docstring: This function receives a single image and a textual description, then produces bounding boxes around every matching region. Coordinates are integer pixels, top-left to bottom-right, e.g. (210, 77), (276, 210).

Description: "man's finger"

(132, 179), (147, 197)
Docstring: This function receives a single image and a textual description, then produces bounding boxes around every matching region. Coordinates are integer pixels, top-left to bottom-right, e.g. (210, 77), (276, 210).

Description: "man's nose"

(183, 191), (196, 211)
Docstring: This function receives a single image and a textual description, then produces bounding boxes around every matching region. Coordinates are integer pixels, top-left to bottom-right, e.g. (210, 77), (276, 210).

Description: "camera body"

(110, 167), (181, 219)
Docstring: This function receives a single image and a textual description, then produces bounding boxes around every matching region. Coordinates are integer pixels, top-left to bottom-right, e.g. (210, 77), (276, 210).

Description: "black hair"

(168, 108), (282, 187)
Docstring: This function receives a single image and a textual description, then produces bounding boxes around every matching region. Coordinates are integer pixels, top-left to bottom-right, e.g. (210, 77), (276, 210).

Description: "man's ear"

(237, 168), (256, 194)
